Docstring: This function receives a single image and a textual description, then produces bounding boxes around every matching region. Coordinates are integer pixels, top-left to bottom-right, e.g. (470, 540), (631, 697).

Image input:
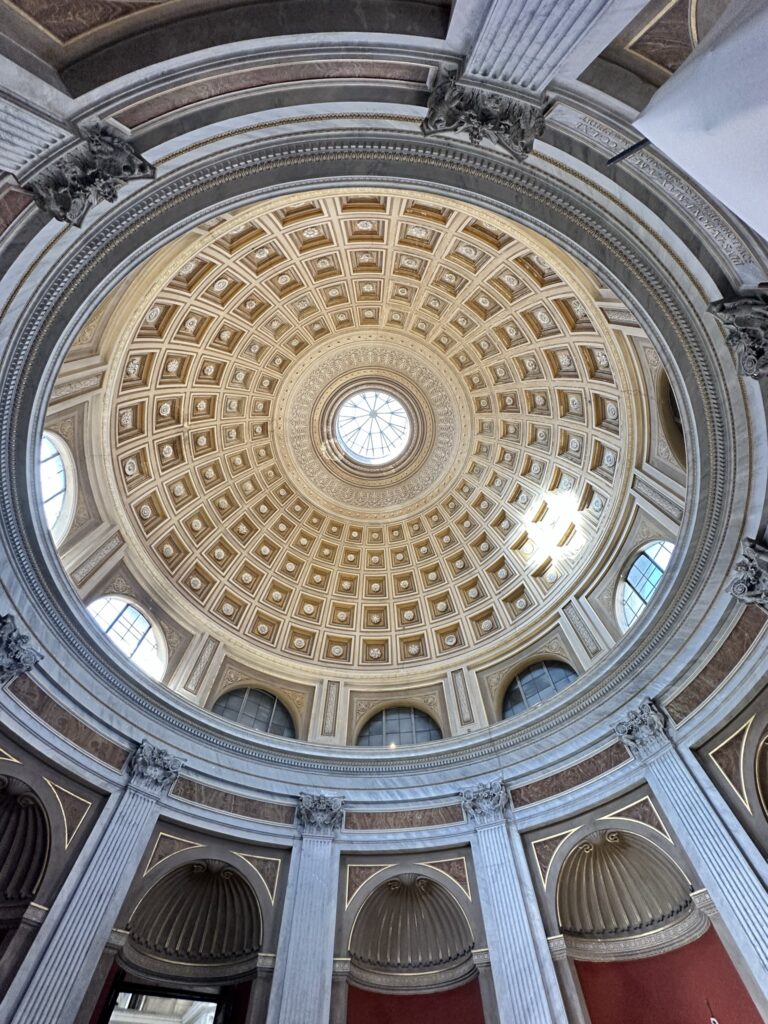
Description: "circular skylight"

(335, 390), (411, 465)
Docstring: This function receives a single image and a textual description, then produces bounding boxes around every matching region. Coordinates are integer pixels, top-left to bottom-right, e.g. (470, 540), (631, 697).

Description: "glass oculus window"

(335, 390), (411, 465)
(357, 706), (442, 747)
(211, 687), (296, 738)
(502, 660), (578, 719)
(620, 541), (675, 629)
(39, 432), (74, 544)
(87, 596), (166, 681)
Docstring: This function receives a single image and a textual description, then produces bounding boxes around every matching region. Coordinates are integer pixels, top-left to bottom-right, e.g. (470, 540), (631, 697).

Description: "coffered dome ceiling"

(55, 188), (657, 677)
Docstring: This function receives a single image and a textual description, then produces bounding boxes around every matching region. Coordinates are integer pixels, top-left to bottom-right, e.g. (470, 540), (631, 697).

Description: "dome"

(1, 6), (765, 1023)
(46, 187), (664, 732)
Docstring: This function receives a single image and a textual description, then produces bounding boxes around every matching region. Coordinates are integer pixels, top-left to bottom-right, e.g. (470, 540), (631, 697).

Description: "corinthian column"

(615, 699), (768, 1006)
(266, 794), (343, 1024)
(0, 741), (182, 1024)
(462, 782), (569, 1023)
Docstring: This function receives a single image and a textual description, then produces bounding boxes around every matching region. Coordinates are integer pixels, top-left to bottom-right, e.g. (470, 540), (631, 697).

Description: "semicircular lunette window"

(87, 596), (166, 681)
(502, 660), (578, 719)
(211, 686), (296, 738)
(357, 706), (442, 747)
(335, 390), (411, 466)
(39, 432), (72, 542)
(621, 541), (675, 629)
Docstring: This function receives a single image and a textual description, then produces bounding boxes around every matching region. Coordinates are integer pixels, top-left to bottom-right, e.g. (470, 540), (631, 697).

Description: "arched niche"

(0, 776), (50, 953)
(347, 871), (475, 993)
(552, 827), (707, 960)
(121, 858), (262, 984)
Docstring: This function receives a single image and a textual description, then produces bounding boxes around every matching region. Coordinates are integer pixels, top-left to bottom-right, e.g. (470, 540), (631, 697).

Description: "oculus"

(335, 389), (412, 466)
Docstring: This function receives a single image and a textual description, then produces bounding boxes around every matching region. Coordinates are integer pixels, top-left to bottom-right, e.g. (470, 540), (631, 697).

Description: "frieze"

(548, 105), (756, 270)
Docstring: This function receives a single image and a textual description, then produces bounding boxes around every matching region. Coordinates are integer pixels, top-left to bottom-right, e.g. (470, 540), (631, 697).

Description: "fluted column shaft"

(0, 741), (181, 1024)
(616, 700), (768, 1009)
(645, 748), (768, 994)
(266, 794), (342, 1024)
(464, 783), (568, 1023)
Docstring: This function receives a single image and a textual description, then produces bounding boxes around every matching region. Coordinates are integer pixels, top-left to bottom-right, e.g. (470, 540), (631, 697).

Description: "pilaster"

(266, 794), (343, 1024)
(548, 935), (592, 1024)
(615, 699), (768, 1012)
(0, 741), (182, 1024)
(462, 781), (569, 1023)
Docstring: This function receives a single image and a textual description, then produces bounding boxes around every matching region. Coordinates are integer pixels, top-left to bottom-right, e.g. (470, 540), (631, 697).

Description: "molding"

(555, 905), (709, 961)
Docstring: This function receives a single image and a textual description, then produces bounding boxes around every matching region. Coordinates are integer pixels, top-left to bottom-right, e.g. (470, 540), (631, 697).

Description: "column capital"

(708, 292), (768, 378)
(127, 740), (183, 797)
(461, 779), (509, 825)
(420, 70), (545, 161)
(0, 614), (42, 683)
(728, 537), (768, 609)
(614, 698), (671, 760)
(296, 792), (344, 837)
(24, 121), (155, 227)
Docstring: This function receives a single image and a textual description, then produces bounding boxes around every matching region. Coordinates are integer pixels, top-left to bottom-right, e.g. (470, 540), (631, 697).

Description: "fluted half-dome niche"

(557, 830), (692, 937)
(350, 874), (473, 986)
(0, 777), (49, 904)
(127, 861), (261, 967)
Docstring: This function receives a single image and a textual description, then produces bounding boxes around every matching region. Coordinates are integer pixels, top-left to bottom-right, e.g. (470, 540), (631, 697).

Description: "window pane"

(622, 542), (675, 628)
(39, 432), (68, 532)
(358, 707), (440, 746)
(210, 687), (295, 739)
(87, 597), (165, 681)
(503, 661), (577, 719)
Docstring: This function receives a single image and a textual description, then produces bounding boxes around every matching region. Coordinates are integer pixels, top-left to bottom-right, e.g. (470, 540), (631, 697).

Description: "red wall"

(347, 977), (484, 1024)
(576, 926), (761, 1024)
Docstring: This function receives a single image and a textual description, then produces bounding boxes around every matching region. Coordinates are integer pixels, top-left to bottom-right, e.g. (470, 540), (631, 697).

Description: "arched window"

(211, 687), (296, 738)
(502, 660), (577, 719)
(357, 707), (442, 747)
(39, 432), (75, 544)
(620, 541), (675, 629)
(87, 596), (166, 681)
